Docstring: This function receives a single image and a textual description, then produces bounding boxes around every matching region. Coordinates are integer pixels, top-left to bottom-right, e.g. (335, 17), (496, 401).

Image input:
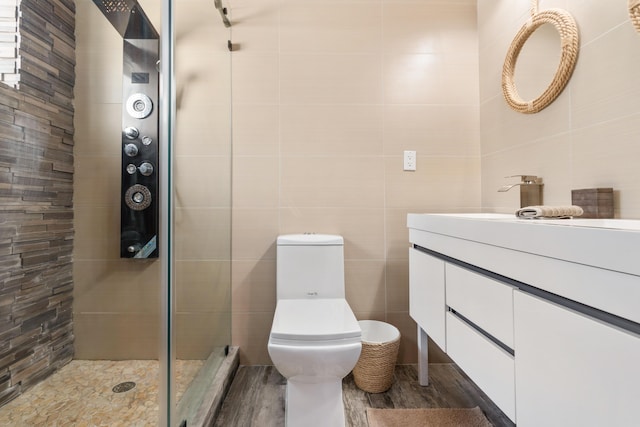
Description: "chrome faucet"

(498, 175), (543, 208)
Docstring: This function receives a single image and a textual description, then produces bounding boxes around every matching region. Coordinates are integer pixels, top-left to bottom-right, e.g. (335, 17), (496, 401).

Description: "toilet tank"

(276, 234), (345, 300)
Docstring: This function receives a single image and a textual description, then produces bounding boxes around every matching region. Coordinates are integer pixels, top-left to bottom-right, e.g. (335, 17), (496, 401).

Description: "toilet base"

(285, 378), (345, 427)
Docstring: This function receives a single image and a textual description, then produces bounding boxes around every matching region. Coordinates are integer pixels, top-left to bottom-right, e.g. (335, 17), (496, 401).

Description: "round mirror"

(513, 23), (561, 101)
(502, 9), (579, 114)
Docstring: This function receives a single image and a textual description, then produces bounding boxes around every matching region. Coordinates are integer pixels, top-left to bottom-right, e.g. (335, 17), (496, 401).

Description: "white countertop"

(407, 213), (640, 277)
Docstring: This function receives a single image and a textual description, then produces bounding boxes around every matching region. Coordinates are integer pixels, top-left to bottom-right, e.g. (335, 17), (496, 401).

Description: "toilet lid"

(271, 298), (361, 341)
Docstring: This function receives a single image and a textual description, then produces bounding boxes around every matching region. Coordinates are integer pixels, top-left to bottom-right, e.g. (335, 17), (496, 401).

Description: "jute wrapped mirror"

(502, 7), (579, 114)
(629, 0), (640, 32)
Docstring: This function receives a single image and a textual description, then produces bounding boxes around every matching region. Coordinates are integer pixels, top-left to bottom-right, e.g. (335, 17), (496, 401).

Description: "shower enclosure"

(0, 0), (232, 425)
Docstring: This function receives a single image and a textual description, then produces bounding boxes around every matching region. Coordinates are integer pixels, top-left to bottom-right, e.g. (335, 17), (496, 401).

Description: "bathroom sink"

(407, 213), (640, 277)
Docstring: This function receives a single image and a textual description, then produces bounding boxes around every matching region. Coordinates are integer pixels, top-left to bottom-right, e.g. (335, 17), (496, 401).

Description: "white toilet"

(268, 234), (362, 427)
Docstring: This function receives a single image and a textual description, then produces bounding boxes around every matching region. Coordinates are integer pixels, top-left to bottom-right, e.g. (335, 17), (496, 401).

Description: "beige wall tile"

(279, 208), (385, 260)
(281, 156), (385, 208)
(73, 103), (122, 157)
(174, 208), (232, 260)
(226, 0), (280, 52)
(383, 105), (480, 156)
(477, 0), (528, 51)
(232, 259), (277, 313)
(570, 24), (640, 130)
(281, 105), (384, 156)
(176, 50), (231, 107)
(73, 205), (120, 260)
(73, 313), (159, 360)
(386, 259), (409, 313)
(385, 208), (413, 260)
(280, 2), (381, 53)
(232, 311), (274, 365)
(232, 105), (280, 156)
(480, 93), (571, 156)
(385, 156), (481, 209)
(571, 115), (640, 218)
(174, 106), (232, 157)
(345, 260), (386, 315)
(567, 0), (629, 45)
(383, 53), (478, 105)
(231, 208), (279, 260)
(74, 48), (122, 106)
(174, 155), (231, 208)
(73, 259), (161, 313)
(383, 2), (477, 54)
(175, 312), (231, 360)
(280, 53), (383, 105)
(232, 53), (280, 104)
(176, 260), (231, 312)
(73, 155), (120, 207)
(232, 156), (279, 208)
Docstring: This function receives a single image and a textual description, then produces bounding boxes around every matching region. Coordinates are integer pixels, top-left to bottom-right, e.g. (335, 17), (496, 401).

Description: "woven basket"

(353, 321), (400, 393)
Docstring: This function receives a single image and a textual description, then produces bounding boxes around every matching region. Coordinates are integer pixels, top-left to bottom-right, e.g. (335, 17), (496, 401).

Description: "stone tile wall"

(0, 0), (75, 407)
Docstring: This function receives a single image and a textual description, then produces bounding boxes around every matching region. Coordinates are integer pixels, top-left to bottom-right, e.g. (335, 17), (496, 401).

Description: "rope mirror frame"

(630, 0), (640, 32)
(502, 8), (579, 114)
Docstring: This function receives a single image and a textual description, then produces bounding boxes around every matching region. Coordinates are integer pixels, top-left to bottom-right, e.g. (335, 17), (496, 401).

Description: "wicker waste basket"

(353, 320), (400, 393)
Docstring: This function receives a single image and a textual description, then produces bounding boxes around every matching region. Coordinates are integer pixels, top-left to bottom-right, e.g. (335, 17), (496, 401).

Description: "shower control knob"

(126, 164), (137, 175)
(124, 126), (139, 139)
(142, 136), (153, 146)
(138, 162), (154, 176)
(124, 143), (138, 157)
(127, 244), (141, 253)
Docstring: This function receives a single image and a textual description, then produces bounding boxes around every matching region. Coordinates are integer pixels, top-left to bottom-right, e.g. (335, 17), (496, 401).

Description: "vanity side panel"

(409, 248), (446, 351)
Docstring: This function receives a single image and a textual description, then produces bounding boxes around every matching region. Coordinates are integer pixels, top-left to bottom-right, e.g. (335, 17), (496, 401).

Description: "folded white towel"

(515, 205), (584, 219)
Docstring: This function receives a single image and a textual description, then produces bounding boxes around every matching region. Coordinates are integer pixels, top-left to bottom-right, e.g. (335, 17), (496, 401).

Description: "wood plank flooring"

(213, 364), (514, 427)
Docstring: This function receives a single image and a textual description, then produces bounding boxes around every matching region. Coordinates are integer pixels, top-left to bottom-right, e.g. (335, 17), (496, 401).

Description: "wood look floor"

(213, 364), (514, 427)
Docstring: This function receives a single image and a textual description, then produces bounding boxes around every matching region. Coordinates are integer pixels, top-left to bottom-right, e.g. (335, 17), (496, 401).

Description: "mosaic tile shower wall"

(0, 0), (75, 407)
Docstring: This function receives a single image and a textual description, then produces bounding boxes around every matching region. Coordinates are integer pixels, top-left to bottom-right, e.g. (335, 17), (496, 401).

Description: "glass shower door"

(162, 0), (232, 425)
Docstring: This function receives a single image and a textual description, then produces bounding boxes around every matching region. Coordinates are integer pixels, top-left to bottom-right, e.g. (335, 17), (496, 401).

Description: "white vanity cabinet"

(514, 291), (640, 427)
(408, 213), (640, 426)
(409, 249), (516, 422)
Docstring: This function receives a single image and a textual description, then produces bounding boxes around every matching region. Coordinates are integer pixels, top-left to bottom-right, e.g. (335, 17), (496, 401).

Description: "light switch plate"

(404, 150), (416, 171)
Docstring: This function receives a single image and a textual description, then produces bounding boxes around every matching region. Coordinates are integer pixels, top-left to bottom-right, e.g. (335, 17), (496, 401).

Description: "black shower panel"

(120, 38), (159, 258)
(91, 0), (160, 258)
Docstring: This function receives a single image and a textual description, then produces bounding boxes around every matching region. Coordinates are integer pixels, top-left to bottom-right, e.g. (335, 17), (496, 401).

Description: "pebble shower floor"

(0, 359), (203, 426)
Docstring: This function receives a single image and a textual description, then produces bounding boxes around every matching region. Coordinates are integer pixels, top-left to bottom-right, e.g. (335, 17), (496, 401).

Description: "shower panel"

(92, 0), (160, 258)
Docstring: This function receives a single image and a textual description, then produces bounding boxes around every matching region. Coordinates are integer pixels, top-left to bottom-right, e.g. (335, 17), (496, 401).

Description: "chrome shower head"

(92, 0), (158, 39)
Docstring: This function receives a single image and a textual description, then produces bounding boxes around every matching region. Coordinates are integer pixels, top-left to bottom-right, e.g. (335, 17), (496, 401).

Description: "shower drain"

(112, 381), (136, 393)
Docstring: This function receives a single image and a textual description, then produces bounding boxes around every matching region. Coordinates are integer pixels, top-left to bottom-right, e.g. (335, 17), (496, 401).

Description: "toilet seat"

(270, 298), (360, 342)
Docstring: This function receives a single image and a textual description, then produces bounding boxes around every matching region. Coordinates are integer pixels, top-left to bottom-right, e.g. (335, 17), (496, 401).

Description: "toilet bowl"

(268, 234), (362, 427)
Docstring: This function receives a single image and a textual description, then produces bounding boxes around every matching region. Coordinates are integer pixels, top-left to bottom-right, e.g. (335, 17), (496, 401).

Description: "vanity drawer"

(446, 312), (516, 423)
(446, 263), (515, 349)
